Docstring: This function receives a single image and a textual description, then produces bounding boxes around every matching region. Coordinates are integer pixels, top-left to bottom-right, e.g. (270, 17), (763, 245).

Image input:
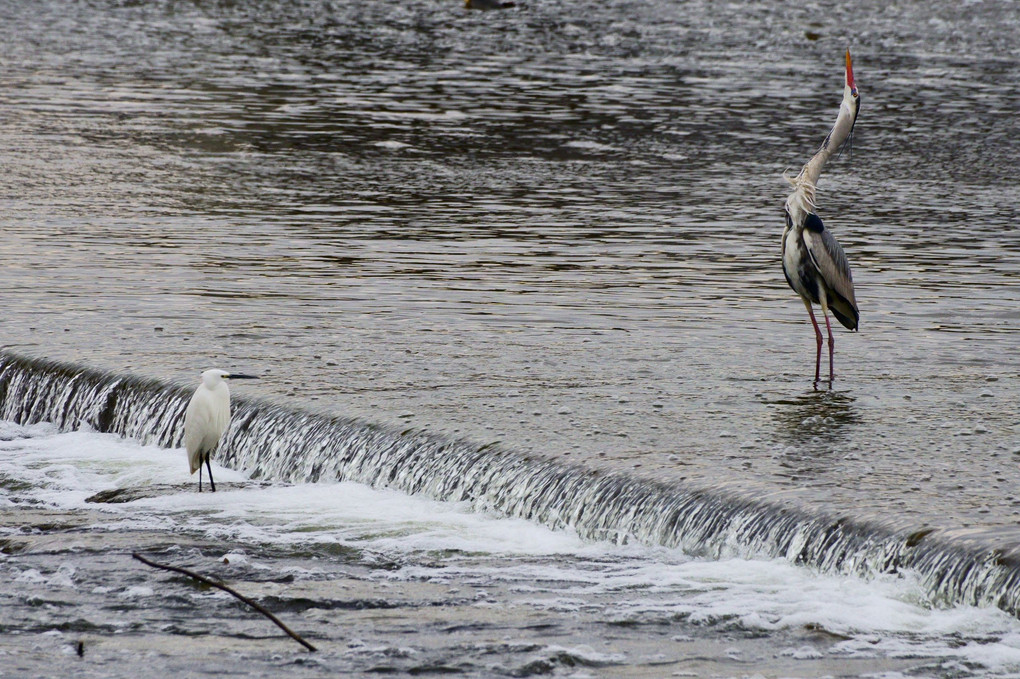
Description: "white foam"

(564, 140), (617, 153)
(119, 585), (155, 599)
(374, 140), (410, 150)
(3, 422), (1020, 673)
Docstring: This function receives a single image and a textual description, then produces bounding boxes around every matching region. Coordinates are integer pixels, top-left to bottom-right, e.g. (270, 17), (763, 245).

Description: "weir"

(2, 350), (1020, 617)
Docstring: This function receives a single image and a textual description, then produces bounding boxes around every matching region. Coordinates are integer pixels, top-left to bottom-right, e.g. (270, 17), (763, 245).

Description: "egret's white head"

(199, 368), (258, 389)
(200, 369), (231, 389)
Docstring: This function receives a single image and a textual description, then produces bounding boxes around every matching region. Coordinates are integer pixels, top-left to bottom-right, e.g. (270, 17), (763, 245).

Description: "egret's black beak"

(227, 373), (260, 380)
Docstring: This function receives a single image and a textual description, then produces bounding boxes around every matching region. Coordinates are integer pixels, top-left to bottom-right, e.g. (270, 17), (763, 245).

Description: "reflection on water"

(764, 388), (861, 484)
(768, 388), (860, 448)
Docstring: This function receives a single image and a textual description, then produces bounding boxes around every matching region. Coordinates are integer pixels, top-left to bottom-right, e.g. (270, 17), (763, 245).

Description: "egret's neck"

(201, 376), (229, 399)
(791, 87), (859, 204)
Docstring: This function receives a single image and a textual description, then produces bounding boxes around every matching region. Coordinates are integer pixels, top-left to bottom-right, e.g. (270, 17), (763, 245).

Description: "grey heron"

(782, 49), (861, 383)
(184, 369), (257, 492)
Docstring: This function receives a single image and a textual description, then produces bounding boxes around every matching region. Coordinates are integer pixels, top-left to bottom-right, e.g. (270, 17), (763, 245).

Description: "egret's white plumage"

(782, 49), (861, 383)
(184, 369), (254, 492)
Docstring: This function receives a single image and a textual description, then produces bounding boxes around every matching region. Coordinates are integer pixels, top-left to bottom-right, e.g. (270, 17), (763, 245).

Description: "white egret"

(782, 49), (861, 382)
(184, 369), (257, 492)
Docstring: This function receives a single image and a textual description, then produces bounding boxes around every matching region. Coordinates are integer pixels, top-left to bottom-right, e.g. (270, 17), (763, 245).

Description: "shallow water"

(1, 0), (1020, 673)
(2, 0), (1019, 536)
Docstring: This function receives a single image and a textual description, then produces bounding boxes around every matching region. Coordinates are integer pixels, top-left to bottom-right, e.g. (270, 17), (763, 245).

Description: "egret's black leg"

(206, 456), (216, 493)
(198, 464), (203, 492)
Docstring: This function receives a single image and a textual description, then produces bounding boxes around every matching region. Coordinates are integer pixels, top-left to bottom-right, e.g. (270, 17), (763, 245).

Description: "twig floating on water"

(131, 552), (317, 652)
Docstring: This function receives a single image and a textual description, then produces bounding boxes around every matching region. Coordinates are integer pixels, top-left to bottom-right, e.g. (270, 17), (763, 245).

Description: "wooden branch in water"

(131, 552), (317, 652)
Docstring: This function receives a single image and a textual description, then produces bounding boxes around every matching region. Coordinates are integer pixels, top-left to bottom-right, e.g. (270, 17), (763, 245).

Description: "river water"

(1, 0), (1020, 675)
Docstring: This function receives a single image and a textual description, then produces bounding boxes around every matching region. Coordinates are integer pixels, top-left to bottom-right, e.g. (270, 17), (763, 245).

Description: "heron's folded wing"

(805, 227), (860, 330)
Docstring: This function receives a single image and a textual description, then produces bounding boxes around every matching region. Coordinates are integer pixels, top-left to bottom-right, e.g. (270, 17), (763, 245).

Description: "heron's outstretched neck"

(784, 170), (816, 219)
(794, 88), (859, 197)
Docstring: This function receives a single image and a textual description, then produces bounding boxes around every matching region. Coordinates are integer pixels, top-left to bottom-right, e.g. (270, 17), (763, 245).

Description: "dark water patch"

(405, 664), (469, 676)
(0, 619), (122, 635)
(275, 543), (369, 563)
(4, 351), (1020, 621)
(0, 539), (27, 555)
(0, 474), (36, 493)
(85, 482), (272, 503)
(262, 595), (404, 613)
(509, 647), (624, 676)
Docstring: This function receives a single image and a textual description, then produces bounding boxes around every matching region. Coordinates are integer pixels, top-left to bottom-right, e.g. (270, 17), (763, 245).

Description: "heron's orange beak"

(845, 49), (857, 96)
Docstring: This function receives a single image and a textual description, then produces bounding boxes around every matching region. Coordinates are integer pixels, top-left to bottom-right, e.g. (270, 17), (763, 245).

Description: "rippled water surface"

(1, 0), (1020, 672)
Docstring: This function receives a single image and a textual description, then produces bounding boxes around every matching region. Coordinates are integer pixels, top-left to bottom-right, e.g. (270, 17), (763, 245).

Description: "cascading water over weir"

(3, 350), (1020, 618)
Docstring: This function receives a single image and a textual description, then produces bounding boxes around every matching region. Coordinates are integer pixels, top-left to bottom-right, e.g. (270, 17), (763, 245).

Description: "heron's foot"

(813, 377), (834, 391)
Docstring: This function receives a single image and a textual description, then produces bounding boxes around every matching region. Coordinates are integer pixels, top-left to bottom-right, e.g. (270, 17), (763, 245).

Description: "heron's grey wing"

(804, 227), (860, 330)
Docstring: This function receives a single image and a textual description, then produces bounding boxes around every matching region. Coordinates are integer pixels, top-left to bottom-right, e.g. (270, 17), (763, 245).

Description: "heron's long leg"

(823, 311), (835, 380)
(803, 299), (823, 382)
(198, 465), (203, 493)
(206, 456), (216, 493)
